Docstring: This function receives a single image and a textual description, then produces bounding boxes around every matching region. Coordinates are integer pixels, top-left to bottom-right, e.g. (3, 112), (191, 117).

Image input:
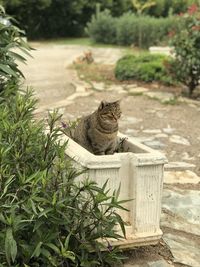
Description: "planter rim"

(63, 132), (167, 169)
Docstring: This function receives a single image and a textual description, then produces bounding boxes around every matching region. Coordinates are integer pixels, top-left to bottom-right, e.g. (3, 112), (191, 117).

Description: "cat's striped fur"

(73, 100), (121, 155)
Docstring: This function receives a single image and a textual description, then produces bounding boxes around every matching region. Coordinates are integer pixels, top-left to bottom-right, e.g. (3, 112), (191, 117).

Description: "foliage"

(87, 11), (179, 48)
(61, 119), (80, 138)
(131, 0), (156, 15)
(147, 0), (199, 17)
(1, 0), (199, 39)
(0, 89), (128, 266)
(85, 9), (117, 44)
(0, 5), (30, 92)
(167, 3), (200, 97)
(1, 0), (131, 39)
(115, 53), (174, 85)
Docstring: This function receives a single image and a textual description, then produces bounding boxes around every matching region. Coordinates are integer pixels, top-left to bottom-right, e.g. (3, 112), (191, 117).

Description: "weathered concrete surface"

(164, 170), (200, 184)
(124, 259), (174, 267)
(163, 233), (200, 267)
(161, 187), (200, 236)
(18, 43), (124, 107)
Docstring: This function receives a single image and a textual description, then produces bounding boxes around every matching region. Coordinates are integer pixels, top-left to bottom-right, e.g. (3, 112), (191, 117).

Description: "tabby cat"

(73, 100), (121, 155)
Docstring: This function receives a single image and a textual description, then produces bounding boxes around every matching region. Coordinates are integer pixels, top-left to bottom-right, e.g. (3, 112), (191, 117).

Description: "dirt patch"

(123, 241), (173, 264)
(72, 62), (117, 85)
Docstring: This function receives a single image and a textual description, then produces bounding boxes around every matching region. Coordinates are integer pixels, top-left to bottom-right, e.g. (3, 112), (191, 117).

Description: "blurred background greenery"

(0, 0), (199, 40)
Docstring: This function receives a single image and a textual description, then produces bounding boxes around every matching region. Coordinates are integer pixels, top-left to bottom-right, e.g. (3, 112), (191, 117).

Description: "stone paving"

(18, 43), (200, 267)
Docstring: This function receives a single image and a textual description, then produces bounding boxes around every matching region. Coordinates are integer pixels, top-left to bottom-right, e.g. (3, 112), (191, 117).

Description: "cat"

(73, 100), (121, 155)
(73, 51), (94, 65)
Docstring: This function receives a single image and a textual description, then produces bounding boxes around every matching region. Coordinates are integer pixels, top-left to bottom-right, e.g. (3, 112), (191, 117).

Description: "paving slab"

(164, 170), (200, 184)
(124, 259), (174, 267)
(161, 187), (200, 236)
(163, 233), (200, 267)
(144, 91), (175, 103)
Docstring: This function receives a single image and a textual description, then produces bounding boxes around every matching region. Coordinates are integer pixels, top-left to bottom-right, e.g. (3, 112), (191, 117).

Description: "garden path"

(19, 43), (200, 267)
(18, 42), (124, 107)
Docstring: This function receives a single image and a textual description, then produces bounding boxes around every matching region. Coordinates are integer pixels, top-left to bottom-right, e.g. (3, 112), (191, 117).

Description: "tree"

(131, 0), (156, 15)
(168, 4), (200, 97)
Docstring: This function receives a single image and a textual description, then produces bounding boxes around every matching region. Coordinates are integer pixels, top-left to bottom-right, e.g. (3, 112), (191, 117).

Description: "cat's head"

(98, 100), (121, 122)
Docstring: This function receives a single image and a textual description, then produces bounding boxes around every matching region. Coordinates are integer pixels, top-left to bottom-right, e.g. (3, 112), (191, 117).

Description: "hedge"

(114, 53), (174, 85)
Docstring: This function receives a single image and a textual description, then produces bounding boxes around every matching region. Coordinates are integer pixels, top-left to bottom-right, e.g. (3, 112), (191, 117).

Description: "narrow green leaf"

(46, 243), (60, 254)
(8, 51), (27, 63)
(5, 228), (17, 265)
(114, 212), (126, 238)
(31, 241), (43, 258)
(64, 232), (72, 250)
(0, 64), (17, 77)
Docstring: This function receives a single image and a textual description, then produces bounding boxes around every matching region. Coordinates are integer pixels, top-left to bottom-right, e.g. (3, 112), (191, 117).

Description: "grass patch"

(73, 62), (117, 85)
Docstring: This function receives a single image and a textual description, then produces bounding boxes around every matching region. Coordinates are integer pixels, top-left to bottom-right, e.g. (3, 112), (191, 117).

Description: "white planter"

(63, 133), (167, 248)
(149, 46), (174, 57)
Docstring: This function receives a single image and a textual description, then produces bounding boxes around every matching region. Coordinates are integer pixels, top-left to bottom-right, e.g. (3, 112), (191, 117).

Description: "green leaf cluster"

(0, 5), (31, 93)
(115, 53), (174, 85)
(86, 11), (179, 48)
(0, 83), (127, 267)
(167, 4), (200, 97)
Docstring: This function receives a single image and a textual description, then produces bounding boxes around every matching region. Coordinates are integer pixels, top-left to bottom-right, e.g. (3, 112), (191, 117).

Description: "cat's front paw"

(94, 151), (105, 155)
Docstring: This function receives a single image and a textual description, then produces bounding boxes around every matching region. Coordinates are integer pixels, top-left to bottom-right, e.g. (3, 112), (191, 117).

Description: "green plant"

(87, 10), (179, 48)
(0, 86), (128, 267)
(167, 3), (200, 97)
(85, 9), (117, 44)
(115, 53), (174, 85)
(131, 0), (156, 15)
(0, 5), (31, 92)
(61, 119), (80, 138)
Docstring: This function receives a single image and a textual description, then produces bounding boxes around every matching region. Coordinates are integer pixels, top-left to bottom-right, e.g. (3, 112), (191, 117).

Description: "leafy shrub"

(86, 11), (179, 48)
(148, 0), (199, 17)
(2, 0), (131, 39)
(0, 6), (30, 92)
(86, 9), (117, 44)
(1, 0), (199, 39)
(115, 53), (174, 84)
(167, 4), (200, 97)
(0, 88), (127, 267)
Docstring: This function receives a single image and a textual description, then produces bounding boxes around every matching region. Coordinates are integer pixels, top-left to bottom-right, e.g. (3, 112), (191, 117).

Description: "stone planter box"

(149, 46), (174, 57)
(63, 133), (167, 249)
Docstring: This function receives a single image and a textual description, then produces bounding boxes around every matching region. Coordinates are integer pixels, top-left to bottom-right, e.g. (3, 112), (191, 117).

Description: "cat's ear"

(115, 99), (121, 105)
(98, 100), (107, 110)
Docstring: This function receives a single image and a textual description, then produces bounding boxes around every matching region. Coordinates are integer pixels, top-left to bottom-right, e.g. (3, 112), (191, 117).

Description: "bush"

(0, 90), (128, 266)
(0, 6), (30, 92)
(0, 7), (127, 267)
(2, 0), (132, 39)
(86, 11), (179, 48)
(85, 9), (117, 44)
(115, 53), (174, 84)
(167, 4), (200, 97)
(148, 0), (199, 17)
